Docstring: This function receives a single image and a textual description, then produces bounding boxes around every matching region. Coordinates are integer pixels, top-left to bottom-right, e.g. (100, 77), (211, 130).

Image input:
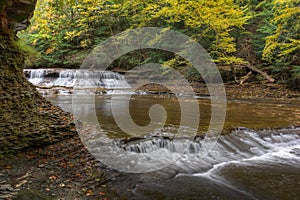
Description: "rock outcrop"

(0, 0), (76, 156)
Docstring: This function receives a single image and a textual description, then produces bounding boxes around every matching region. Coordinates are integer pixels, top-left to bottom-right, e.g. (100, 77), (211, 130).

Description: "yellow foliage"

(262, 0), (300, 62)
(24, 0), (251, 65)
(124, 0), (250, 64)
(45, 47), (54, 55)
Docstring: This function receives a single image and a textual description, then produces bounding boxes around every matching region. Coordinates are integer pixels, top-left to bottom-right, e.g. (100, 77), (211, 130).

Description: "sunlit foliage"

(19, 0), (300, 87)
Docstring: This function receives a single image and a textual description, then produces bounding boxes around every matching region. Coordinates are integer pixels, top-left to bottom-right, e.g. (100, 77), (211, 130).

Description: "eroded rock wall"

(0, 0), (76, 156)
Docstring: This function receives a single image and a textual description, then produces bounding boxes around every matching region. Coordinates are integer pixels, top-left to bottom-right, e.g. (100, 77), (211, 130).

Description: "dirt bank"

(140, 82), (300, 104)
(0, 136), (122, 200)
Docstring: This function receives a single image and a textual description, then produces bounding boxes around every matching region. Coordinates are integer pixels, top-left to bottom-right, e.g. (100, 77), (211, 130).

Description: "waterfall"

(89, 127), (300, 173)
(119, 138), (203, 154)
(73, 70), (131, 88)
(116, 128), (300, 158)
(54, 70), (76, 87)
(25, 69), (131, 89)
(27, 69), (45, 85)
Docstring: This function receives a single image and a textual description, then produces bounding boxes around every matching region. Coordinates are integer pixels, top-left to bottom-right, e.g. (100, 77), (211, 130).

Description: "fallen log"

(243, 64), (275, 83)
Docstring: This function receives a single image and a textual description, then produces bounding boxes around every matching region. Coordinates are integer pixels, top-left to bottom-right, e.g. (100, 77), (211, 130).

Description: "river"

(26, 69), (300, 199)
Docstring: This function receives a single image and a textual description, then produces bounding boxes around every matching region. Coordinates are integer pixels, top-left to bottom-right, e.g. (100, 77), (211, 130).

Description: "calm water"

(48, 95), (299, 136)
(47, 94), (300, 199)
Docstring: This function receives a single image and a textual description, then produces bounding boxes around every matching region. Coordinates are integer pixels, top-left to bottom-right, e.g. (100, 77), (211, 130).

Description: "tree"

(22, 0), (250, 67)
(260, 0), (300, 85)
(18, 0), (299, 87)
(263, 0), (300, 65)
(123, 0), (250, 65)
(23, 0), (113, 67)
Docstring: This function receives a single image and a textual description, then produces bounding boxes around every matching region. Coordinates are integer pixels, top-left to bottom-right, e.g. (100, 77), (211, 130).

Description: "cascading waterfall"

(115, 127), (300, 199)
(76, 70), (131, 89)
(28, 69), (46, 85)
(54, 70), (76, 87)
(119, 138), (203, 154)
(189, 128), (300, 174)
(94, 127), (300, 174)
(25, 69), (131, 89)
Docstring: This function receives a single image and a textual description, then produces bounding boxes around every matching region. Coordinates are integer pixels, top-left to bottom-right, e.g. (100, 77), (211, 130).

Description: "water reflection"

(48, 94), (299, 138)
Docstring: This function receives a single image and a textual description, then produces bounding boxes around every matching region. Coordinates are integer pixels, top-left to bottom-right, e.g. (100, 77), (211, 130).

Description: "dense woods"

(19, 0), (300, 88)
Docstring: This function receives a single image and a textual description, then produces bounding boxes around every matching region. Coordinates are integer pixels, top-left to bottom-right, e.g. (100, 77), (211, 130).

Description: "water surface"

(47, 94), (300, 199)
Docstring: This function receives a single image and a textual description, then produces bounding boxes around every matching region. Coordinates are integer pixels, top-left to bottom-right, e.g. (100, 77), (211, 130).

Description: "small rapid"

(86, 126), (300, 175)
(188, 127), (300, 175)
(119, 137), (203, 154)
(115, 127), (300, 199)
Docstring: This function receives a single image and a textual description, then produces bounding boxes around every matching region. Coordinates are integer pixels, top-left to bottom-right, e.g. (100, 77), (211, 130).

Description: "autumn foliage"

(19, 0), (300, 87)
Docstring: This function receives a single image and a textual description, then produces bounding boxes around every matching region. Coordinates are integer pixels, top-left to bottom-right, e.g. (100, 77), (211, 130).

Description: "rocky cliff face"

(0, 0), (76, 156)
(0, 0), (37, 34)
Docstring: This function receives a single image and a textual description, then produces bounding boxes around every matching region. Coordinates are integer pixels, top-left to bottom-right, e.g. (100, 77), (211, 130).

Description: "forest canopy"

(19, 0), (300, 87)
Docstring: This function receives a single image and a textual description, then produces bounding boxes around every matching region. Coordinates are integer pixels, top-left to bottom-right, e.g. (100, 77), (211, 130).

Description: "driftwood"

(243, 64), (275, 83)
(239, 71), (252, 85)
